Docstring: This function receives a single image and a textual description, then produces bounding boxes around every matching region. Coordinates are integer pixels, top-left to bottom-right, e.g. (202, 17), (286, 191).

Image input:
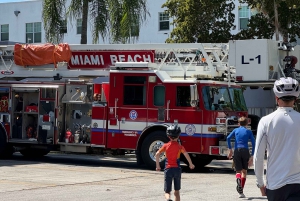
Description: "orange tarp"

(14, 43), (72, 67)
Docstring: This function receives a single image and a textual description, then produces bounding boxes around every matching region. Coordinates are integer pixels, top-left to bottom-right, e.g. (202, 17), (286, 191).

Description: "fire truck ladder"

(0, 43), (235, 82)
(0, 45), (110, 79)
(99, 43), (235, 82)
(150, 43), (235, 82)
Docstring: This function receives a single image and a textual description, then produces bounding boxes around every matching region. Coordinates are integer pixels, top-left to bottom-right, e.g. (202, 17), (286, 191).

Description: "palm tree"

(42, 0), (149, 44)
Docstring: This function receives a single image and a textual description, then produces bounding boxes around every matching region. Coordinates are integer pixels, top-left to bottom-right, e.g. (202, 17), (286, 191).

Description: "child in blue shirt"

(227, 116), (255, 198)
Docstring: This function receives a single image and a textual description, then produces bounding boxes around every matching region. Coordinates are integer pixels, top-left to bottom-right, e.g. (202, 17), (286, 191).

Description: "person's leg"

(266, 184), (300, 201)
(266, 185), (290, 201)
(165, 192), (171, 200)
(240, 149), (250, 190)
(174, 190), (180, 201)
(234, 149), (243, 194)
(266, 188), (284, 201)
(164, 168), (173, 200)
(286, 184), (300, 201)
(173, 168), (181, 201)
(241, 169), (247, 189)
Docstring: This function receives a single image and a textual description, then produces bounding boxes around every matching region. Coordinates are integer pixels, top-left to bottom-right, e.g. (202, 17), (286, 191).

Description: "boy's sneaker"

(239, 193), (245, 198)
(236, 178), (243, 194)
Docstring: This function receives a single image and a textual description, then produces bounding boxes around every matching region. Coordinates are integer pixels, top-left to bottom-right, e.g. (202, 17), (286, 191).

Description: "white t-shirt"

(254, 107), (300, 190)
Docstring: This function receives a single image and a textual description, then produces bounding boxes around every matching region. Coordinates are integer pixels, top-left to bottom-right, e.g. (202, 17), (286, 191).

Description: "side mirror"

(190, 84), (199, 107)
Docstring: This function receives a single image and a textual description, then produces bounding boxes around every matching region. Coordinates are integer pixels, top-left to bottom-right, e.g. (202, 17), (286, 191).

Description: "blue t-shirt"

(227, 126), (255, 156)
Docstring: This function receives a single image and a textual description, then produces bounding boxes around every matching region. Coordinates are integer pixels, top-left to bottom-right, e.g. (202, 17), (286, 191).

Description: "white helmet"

(273, 77), (300, 99)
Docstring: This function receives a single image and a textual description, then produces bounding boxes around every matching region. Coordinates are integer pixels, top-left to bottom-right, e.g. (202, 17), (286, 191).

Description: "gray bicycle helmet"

(166, 124), (181, 139)
(273, 77), (300, 100)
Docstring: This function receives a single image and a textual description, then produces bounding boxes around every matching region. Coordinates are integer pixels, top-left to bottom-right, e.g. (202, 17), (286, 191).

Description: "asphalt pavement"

(0, 153), (268, 201)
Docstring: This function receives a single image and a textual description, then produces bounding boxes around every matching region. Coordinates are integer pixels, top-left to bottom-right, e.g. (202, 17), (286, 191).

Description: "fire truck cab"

(0, 42), (249, 169)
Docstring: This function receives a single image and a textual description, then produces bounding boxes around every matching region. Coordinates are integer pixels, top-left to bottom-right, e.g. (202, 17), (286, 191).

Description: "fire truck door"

(91, 104), (107, 146)
(169, 85), (203, 153)
(113, 75), (148, 149)
(39, 100), (55, 143)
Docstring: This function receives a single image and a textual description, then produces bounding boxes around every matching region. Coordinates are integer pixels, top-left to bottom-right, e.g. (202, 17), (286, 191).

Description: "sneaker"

(236, 178), (243, 194)
(239, 193), (245, 198)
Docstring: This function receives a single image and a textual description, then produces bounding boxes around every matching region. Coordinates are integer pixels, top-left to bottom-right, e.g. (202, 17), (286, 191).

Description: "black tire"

(0, 128), (13, 158)
(20, 148), (50, 158)
(0, 128), (6, 154)
(141, 131), (168, 169)
(181, 154), (213, 169)
(0, 145), (14, 159)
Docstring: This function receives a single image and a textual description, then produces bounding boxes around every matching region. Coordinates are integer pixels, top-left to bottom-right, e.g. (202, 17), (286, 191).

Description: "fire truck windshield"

(202, 86), (247, 111)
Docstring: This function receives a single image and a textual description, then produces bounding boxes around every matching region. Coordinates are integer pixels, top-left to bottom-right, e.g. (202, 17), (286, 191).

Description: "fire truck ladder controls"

(0, 43), (235, 82)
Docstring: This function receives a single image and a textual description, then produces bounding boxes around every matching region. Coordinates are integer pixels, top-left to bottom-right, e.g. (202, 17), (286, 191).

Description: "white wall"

(0, 0), (43, 43)
(0, 0), (244, 44)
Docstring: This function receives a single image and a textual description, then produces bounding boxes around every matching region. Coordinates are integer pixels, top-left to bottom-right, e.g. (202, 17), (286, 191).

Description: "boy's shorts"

(164, 167), (181, 193)
(233, 148), (250, 171)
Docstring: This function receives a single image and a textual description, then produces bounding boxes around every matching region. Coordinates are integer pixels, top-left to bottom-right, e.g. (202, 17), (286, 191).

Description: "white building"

(0, 0), (252, 44)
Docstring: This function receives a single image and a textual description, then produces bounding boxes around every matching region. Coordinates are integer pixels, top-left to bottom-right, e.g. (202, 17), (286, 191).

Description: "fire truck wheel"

(0, 129), (13, 158)
(141, 131), (168, 169)
(181, 154), (213, 169)
(19, 148), (50, 158)
(0, 128), (6, 154)
(0, 145), (14, 159)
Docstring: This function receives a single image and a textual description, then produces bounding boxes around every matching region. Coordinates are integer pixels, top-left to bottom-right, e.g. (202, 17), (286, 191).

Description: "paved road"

(0, 153), (267, 201)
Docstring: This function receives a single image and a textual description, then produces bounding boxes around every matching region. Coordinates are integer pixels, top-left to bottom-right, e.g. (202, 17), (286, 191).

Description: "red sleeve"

(180, 145), (186, 153)
(158, 144), (167, 153)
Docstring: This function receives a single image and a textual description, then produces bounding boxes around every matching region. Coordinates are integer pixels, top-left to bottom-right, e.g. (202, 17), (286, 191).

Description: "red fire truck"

(0, 42), (249, 169)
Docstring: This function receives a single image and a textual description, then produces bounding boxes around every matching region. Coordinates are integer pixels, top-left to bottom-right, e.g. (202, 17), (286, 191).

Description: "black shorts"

(233, 148), (250, 171)
(164, 167), (181, 193)
(266, 184), (300, 201)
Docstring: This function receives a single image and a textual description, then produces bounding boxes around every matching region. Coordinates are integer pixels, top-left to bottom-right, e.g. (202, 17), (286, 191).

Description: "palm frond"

(42, 0), (67, 43)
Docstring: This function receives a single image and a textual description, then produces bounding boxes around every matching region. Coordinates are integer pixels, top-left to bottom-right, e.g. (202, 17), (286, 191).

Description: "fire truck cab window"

(176, 86), (191, 107)
(123, 76), (146, 105)
(154, 86), (165, 106)
(202, 86), (247, 111)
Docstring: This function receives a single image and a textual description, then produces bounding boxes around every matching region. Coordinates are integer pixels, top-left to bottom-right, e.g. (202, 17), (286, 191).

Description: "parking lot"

(0, 153), (267, 201)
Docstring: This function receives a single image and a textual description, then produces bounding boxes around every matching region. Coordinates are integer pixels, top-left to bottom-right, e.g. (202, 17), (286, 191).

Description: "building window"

(77, 19), (82, 35)
(123, 76), (146, 105)
(239, 6), (250, 30)
(0, 24), (9, 41)
(26, 22), (41, 43)
(159, 12), (169, 31)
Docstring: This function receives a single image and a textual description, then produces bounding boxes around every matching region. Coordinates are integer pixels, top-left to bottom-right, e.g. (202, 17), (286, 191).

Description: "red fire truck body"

(0, 43), (248, 169)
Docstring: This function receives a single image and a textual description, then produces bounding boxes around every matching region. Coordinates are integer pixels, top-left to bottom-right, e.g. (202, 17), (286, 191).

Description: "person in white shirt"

(254, 77), (300, 201)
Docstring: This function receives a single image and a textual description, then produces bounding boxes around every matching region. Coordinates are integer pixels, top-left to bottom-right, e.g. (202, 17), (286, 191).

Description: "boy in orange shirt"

(155, 124), (195, 201)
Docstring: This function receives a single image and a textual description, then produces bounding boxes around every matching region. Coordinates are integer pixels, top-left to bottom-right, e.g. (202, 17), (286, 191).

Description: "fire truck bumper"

(209, 146), (228, 156)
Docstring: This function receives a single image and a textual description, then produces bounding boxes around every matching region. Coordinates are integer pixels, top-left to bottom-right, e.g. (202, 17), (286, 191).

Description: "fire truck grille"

(227, 119), (238, 125)
(227, 126), (238, 133)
